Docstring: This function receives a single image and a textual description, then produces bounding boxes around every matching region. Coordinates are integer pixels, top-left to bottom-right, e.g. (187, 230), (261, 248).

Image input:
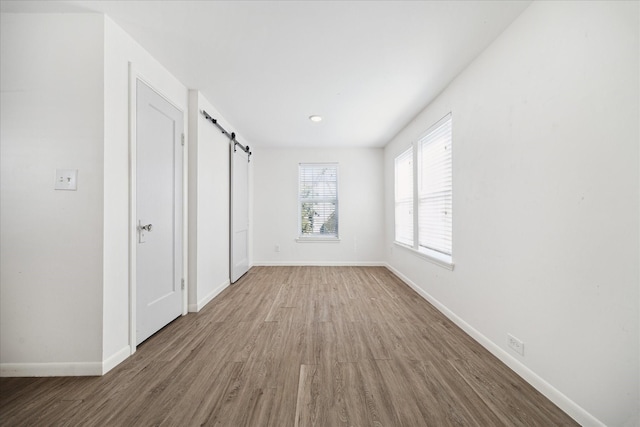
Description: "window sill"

(393, 242), (454, 271)
(296, 237), (341, 243)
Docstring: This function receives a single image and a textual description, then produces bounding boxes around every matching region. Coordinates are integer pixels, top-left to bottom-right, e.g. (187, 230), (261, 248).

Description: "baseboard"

(0, 346), (131, 377)
(252, 261), (387, 267)
(188, 278), (230, 312)
(0, 361), (103, 377)
(384, 263), (604, 427)
(102, 345), (131, 375)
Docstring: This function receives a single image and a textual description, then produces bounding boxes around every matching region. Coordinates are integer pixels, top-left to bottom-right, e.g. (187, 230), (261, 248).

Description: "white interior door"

(230, 145), (249, 283)
(136, 79), (183, 345)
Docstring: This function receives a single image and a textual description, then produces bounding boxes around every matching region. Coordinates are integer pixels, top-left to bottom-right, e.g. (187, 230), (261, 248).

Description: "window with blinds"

(393, 113), (453, 267)
(418, 114), (452, 256)
(298, 163), (338, 238)
(394, 147), (413, 246)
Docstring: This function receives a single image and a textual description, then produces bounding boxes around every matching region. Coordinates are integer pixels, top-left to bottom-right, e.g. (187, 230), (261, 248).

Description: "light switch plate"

(54, 169), (78, 190)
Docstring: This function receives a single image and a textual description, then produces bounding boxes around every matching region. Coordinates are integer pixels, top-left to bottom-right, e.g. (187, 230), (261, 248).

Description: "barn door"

(230, 144), (249, 283)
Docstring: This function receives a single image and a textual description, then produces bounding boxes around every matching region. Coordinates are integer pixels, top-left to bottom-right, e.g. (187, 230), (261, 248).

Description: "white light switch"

(54, 169), (78, 190)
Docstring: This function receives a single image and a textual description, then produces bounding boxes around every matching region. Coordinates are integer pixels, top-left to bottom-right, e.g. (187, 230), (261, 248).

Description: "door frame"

(128, 63), (188, 354)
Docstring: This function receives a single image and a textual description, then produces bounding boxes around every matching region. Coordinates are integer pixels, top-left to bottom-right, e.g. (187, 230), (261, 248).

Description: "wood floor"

(0, 266), (577, 426)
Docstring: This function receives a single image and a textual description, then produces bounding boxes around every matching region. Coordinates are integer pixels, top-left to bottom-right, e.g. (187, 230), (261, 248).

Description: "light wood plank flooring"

(0, 266), (578, 426)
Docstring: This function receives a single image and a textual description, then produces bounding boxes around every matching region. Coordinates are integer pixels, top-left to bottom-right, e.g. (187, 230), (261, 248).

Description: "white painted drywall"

(0, 13), (191, 376)
(0, 14), (105, 372)
(253, 147), (384, 265)
(103, 16), (189, 368)
(187, 91), (244, 311)
(384, 2), (639, 425)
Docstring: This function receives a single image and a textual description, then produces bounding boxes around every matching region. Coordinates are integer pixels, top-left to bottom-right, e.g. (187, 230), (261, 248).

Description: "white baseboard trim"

(188, 279), (230, 312)
(102, 345), (131, 375)
(252, 261), (387, 267)
(0, 361), (103, 377)
(384, 263), (604, 427)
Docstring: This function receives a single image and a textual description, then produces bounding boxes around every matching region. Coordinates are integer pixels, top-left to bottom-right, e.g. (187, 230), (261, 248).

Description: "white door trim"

(128, 62), (188, 354)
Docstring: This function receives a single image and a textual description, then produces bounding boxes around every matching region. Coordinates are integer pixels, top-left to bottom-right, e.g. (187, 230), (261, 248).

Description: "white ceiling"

(1, 0), (531, 148)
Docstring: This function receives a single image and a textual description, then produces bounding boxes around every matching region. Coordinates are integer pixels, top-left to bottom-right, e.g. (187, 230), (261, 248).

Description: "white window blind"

(394, 147), (413, 246)
(418, 114), (452, 256)
(299, 163), (338, 238)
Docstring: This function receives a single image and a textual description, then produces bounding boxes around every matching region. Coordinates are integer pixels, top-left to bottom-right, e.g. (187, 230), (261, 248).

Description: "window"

(394, 113), (453, 268)
(298, 163), (338, 239)
(394, 147), (413, 246)
(418, 114), (452, 256)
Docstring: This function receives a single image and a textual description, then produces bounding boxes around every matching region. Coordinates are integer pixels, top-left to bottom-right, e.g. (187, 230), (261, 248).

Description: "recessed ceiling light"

(309, 115), (323, 123)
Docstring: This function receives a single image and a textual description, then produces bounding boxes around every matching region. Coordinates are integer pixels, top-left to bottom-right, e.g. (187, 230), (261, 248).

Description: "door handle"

(138, 221), (153, 244)
(139, 223), (153, 232)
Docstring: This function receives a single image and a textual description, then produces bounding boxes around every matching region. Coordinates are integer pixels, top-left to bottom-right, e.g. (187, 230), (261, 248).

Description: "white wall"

(0, 12), (191, 376)
(187, 91), (240, 311)
(384, 2), (639, 426)
(103, 16), (189, 370)
(253, 147), (384, 265)
(0, 14), (105, 374)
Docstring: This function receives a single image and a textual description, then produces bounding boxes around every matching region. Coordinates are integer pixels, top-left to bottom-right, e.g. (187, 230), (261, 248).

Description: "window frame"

(393, 113), (454, 270)
(297, 163), (340, 241)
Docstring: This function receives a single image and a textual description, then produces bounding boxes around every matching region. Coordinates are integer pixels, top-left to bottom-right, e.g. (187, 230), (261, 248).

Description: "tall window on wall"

(394, 147), (413, 246)
(394, 113), (453, 268)
(298, 163), (339, 239)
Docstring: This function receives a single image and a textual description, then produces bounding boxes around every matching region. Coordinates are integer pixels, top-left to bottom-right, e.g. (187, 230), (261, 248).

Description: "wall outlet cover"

(507, 333), (525, 356)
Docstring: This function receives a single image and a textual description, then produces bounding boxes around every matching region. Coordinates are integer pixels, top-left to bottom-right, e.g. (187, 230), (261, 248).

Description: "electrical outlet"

(507, 333), (524, 356)
(274, 245), (280, 253)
